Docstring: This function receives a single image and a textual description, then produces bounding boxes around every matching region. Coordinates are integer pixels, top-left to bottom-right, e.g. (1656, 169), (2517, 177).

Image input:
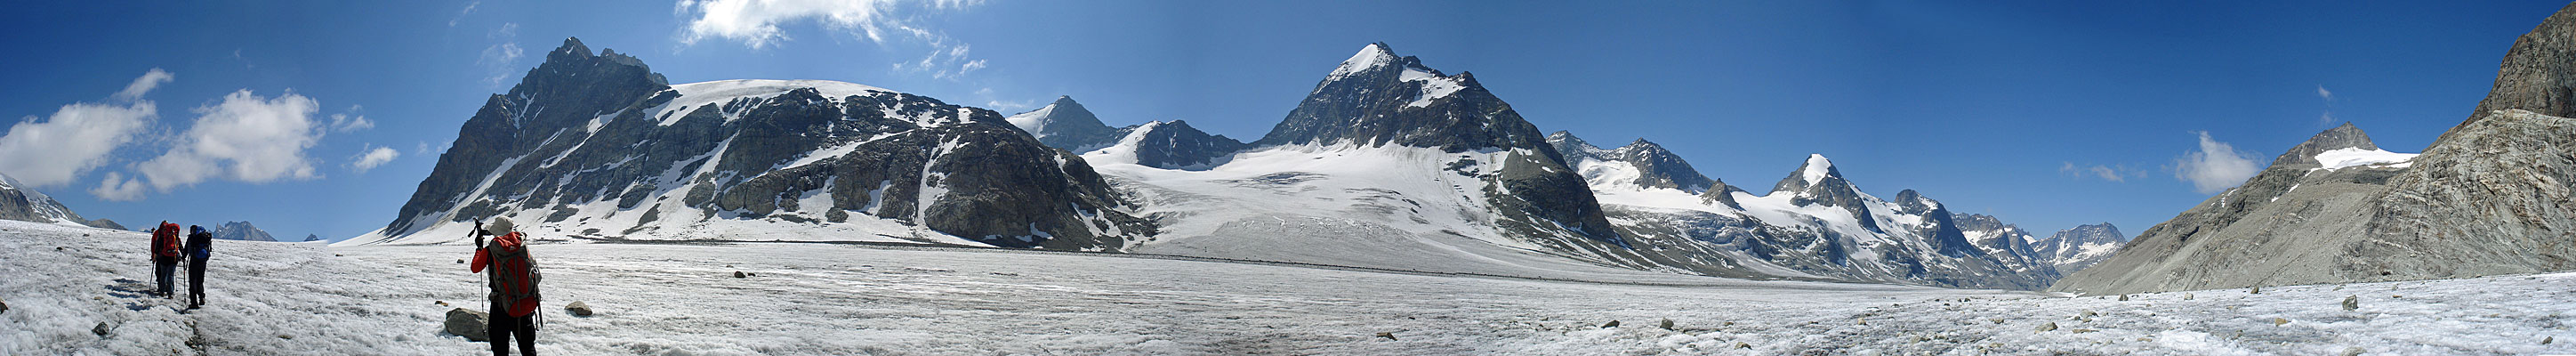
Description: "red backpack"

(486, 232), (543, 317)
(152, 222), (181, 258)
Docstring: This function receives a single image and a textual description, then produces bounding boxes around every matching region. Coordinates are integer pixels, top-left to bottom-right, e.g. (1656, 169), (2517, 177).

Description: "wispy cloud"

(0, 69), (165, 189)
(477, 23), (524, 88)
(2315, 85), (2333, 101)
(350, 144), (400, 173)
(2172, 131), (2262, 194)
(449, 1), (481, 27)
(134, 89), (326, 192)
(327, 105), (374, 133)
(2060, 162), (2137, 182)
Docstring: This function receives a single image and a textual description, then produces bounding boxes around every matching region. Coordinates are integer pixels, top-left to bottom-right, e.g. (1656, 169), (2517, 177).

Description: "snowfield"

(4, 220), (2571, 355)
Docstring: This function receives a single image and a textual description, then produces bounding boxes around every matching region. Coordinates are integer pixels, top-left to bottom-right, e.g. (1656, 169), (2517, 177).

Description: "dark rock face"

(1253, 43), (1630, 252)
(2030, 223), (2125, 274)
(0, 174), (120, 230)
(1004, 96), (1129, 152)
(213, 221), (276, 241)
(362, 37), (1153, 250)
(303, 234), (323, 242)
(2457, 3), (2576, 139)
(1109, 121), (1245, 169)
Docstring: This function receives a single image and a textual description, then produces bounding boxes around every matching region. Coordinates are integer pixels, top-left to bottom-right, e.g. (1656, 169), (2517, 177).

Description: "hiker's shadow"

(104, 278), (152, 298)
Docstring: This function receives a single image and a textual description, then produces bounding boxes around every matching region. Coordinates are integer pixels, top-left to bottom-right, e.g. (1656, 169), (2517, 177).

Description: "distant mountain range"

(350, 39), (2133, 289)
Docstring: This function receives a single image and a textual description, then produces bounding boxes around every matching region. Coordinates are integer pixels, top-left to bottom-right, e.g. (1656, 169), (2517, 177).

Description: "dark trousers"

(153, 257), (177, 297)
(186, 257), (208, 306)
(488, 303), (535, 355)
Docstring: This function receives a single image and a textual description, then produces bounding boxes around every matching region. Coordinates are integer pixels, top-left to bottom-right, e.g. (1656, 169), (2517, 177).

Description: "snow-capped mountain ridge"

(349, 37), (1152, 250)
(1546, 131), (2059, 289)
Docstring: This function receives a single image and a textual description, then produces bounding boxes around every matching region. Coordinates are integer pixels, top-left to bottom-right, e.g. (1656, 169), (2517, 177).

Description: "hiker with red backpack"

(469, 217), (542, 355)
(149, 222), (183, 298)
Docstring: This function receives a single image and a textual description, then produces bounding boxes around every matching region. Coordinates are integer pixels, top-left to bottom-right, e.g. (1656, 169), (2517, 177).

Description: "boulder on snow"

(1, 297), (8, 314)
(2342, 295), (2360, 311)
(445, 308), (491, 342)
(93, 322), (109, 337)
(733, 271), (747, 279)
(1600, 320), (1621, 328)
(2034, 322), (2057, 332)
(2340, 346), (2365, 356)
(1374, 331), (1397, 341)
(565, 301), (593, 317)
(1658, 319), (1675, 330)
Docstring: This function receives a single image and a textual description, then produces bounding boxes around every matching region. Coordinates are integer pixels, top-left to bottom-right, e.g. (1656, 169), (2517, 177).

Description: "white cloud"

(350, 144), (400, 173)
(90, 172), (147, 201)
(2172, 131), (2262, 194)
(677, 0), (990, 81)
(135, 89), (325, 191)
(2315, 85), (2333, 101)
(328, 105), (374, 133)
(0, 69), (166, 188)
(677, 0), (914, 48)
(115, 69), (174, 101)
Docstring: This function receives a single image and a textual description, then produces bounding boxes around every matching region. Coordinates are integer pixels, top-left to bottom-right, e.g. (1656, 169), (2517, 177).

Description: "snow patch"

(2313, 148), (2418, 170)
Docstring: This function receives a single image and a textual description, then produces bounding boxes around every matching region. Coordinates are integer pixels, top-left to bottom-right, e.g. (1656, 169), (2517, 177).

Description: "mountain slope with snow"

(1099, 43), (1657, 274)
(0, 173), (122, 230)
(346, 37), (1152, 251)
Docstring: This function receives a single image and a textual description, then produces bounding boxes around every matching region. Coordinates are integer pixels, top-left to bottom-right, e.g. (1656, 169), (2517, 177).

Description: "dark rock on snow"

(445, 308), (491, 342)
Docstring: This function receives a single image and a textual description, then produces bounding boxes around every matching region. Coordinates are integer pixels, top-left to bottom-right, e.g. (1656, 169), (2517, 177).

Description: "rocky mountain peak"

(1085, 119), (1246, 169)
(2271, 122), (2379, 166)
(2454, 3), (2576, 140)
(1772, 154), (1856, 202)
(1005, 95), (1123, 151)
(1254, 42), (1536, 153)
(214, 221), (277, 241)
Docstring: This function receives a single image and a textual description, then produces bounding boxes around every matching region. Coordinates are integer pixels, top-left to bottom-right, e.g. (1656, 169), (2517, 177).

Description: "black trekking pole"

(473, 220), (486, 248)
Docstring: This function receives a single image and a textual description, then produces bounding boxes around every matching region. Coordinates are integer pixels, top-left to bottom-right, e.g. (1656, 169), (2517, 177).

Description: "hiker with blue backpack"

(470, 216), (543, 355)
(182, 225), (214, 309)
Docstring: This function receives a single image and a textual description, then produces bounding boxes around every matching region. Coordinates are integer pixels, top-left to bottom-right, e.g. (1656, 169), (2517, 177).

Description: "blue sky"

(0, 1), (2564, 241)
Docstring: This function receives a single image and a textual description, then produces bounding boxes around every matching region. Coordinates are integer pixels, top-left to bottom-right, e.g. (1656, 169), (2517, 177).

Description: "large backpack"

(486, 231), (543, 317)
(152, 222), (181, 258)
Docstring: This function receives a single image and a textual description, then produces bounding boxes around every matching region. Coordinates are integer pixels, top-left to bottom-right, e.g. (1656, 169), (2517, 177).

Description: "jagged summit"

(1253, 43), (1531, 152)
(1771, 154), (1868, 208)
(2271, 122), (2379, 166)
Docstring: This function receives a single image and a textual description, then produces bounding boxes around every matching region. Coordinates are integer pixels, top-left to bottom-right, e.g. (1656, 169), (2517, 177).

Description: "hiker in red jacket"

(469, 217), (541, 355)
(149, 222), (182, 298)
